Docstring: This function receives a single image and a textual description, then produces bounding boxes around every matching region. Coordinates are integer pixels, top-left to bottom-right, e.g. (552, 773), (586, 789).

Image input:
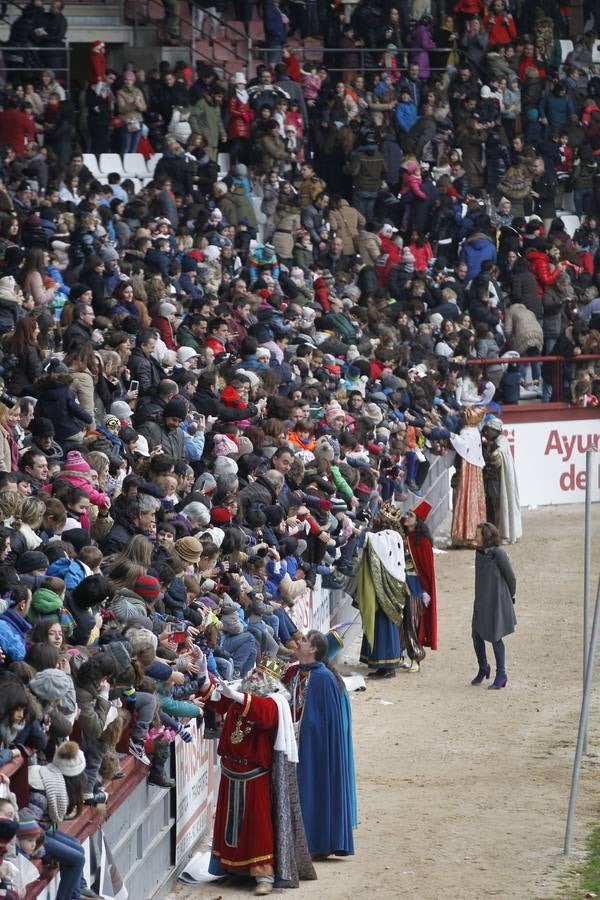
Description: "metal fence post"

(564, 575), (600, 855)
(583, 448), (592, 753)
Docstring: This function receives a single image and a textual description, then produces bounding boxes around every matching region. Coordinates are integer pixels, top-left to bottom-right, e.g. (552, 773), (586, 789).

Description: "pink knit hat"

(65, 450), (91, 473)
(213, 434), (239, 457)
(325, 401), (344, 425)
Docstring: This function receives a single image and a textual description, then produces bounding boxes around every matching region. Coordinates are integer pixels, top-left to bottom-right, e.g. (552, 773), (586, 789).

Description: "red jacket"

(227, 96), (253, 139)
(408, 241), (433, 272)
(313, 276), (331, 312)
(526, 249), (562, 297)
(0, 109), (36, 157)
(150, 315), (177, 351)
(374, 235), (402, 287)
(453, 0), (484, 13)
(484, 13), (517, 47)
(285, 54), (302, 83)
(517, 52), (546, 81)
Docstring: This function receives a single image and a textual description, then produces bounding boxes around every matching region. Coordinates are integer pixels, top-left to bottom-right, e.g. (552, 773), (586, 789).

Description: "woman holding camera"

(471, 522), (517, 690)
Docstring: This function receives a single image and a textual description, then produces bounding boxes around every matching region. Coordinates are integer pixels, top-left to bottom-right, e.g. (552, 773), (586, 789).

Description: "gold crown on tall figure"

(256, 654), (289, 680)
(377, 501), (404, 530)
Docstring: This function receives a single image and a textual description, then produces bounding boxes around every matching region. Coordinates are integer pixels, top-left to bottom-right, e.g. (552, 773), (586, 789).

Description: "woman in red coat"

(484, 0), (517, 48)
(227, 72), (253, 166)
(526, 243), (564, 297)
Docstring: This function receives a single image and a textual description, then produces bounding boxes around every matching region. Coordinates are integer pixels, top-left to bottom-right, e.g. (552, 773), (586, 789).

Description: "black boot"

(148, 738), (175, 789)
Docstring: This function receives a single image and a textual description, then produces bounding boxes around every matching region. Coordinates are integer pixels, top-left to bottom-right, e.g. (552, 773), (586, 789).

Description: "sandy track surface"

(171, 504), (600, 900)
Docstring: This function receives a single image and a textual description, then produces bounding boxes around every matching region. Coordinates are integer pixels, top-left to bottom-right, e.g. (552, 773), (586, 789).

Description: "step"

(249, 19), (264, 39)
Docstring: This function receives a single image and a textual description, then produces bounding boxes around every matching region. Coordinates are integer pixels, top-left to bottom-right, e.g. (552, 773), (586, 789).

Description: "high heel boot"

(471, 664), (491, 685)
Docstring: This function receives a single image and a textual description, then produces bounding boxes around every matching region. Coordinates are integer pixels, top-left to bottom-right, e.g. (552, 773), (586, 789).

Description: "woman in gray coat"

(471, 522), (516, 690)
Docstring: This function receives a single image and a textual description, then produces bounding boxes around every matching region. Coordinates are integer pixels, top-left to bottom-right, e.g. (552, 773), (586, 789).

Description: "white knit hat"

(52, 741), (86, 777)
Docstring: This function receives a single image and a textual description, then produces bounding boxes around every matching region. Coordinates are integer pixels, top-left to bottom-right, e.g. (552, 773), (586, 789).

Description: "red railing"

(466, 354), (600, 405)
(0, 734), (148, 898)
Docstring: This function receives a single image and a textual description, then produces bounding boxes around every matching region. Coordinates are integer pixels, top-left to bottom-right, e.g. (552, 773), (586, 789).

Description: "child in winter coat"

(399, 159), (428, 231)
(28, 741), (88, 900)
(49, 450), (110, 529)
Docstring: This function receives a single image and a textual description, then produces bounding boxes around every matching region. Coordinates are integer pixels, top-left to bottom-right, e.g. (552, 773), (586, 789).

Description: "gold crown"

(256, 654), (288, 680)
(464, 407), (486, 427)
(377, 501), (404, 529)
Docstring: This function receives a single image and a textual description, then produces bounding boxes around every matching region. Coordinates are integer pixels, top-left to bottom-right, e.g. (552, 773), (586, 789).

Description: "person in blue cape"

(283, 630), (356, 858)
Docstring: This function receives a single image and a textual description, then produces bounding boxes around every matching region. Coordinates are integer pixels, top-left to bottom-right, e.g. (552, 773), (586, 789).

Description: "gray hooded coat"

(472, 546), (517, 643)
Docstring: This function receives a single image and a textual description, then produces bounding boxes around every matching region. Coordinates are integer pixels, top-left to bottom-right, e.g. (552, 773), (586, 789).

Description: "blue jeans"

(44, 831), (85, 900)
(542, 336), (557, 402)
(472, 627), (506, 675)
(264, 43), (283, 65)
(263, 613), (280, 640)
(273, 607), (297, 643)
(121, 126), (141, 155)
(222, 632), (257, 676)
(352, 189), (377, 220)
(214, 655), (235, 680)
(575, 188), (593, 218)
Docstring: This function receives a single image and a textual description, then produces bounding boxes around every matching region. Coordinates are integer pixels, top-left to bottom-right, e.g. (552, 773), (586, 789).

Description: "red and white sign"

(175, 721), (219, 863)
(505, 420), (600, 506)
(290, 577), (331, 634)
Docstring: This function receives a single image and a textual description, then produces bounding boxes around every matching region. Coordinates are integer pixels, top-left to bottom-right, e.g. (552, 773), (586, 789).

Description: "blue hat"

(326, 629), (344, 660)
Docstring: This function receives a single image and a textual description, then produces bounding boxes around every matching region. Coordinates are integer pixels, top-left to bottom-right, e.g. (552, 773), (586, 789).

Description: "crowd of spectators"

(0, 0), (597, 895)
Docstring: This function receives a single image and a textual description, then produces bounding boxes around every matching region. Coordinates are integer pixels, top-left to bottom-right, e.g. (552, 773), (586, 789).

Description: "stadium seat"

(559, 39), (574, 62)
(82, 154), (102, 179)
(560, 214), (580, 237)
(99, 153), (126, 177)
(217, 151), (230, 178)
(123, 153), (150, 178)
(593, 39), (600, 63)
(146, 153), (163, 175)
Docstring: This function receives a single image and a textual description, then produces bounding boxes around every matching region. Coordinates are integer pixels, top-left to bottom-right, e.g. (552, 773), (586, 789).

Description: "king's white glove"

(422, 592), (431, 607)
(218, 680), (245, 705)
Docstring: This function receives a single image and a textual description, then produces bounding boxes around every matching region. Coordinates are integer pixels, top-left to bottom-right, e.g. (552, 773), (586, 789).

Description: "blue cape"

(295, 662), (355, 856)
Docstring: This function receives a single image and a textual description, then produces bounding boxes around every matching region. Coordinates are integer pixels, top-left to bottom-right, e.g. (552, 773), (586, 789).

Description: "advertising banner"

(290, 578), (331, 633)
(504, 420), (600, 507)
(175, 721), (219, 863)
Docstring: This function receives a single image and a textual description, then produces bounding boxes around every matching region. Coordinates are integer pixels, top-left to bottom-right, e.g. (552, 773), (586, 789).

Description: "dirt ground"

(172, 504), (600, 900)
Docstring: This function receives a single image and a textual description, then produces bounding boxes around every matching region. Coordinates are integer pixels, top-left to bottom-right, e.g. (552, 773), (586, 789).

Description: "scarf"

(270, 692), (298, 763)
(28, 764), (69, 825)
(236, 87), (249, 104)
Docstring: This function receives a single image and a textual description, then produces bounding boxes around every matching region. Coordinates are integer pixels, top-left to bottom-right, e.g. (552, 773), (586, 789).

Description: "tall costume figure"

(482, 416), (522, 544)
(284, 631), (356, 859)
(450, 407), (487, 547)
(203, 658), (316, 896)
(356, 502), (409, 678)
(400, 499), (438, 673)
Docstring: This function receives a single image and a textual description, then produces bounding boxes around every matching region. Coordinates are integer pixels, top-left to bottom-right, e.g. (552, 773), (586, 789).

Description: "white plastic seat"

(217, 151), (230, 178)
(559, 39), (574, 62)
(123, 153), (150, 178)
(560, 214), (581, 237)
(593, 39), (600, 63)
(99, 153), (126, 177)
(82, 154), (102, 179)
(146, 153), (163, 175)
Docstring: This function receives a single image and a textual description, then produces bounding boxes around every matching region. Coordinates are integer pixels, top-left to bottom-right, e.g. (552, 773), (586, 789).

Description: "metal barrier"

(257, 45), (456, 75)
(0, 43), (70, 93)
(466, 354), (600, 405)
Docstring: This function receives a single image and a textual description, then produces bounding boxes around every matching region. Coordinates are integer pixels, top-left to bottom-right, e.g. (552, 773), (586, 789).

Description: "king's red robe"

(204, 690), (279, 872)
(407, 532), (438, 651)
